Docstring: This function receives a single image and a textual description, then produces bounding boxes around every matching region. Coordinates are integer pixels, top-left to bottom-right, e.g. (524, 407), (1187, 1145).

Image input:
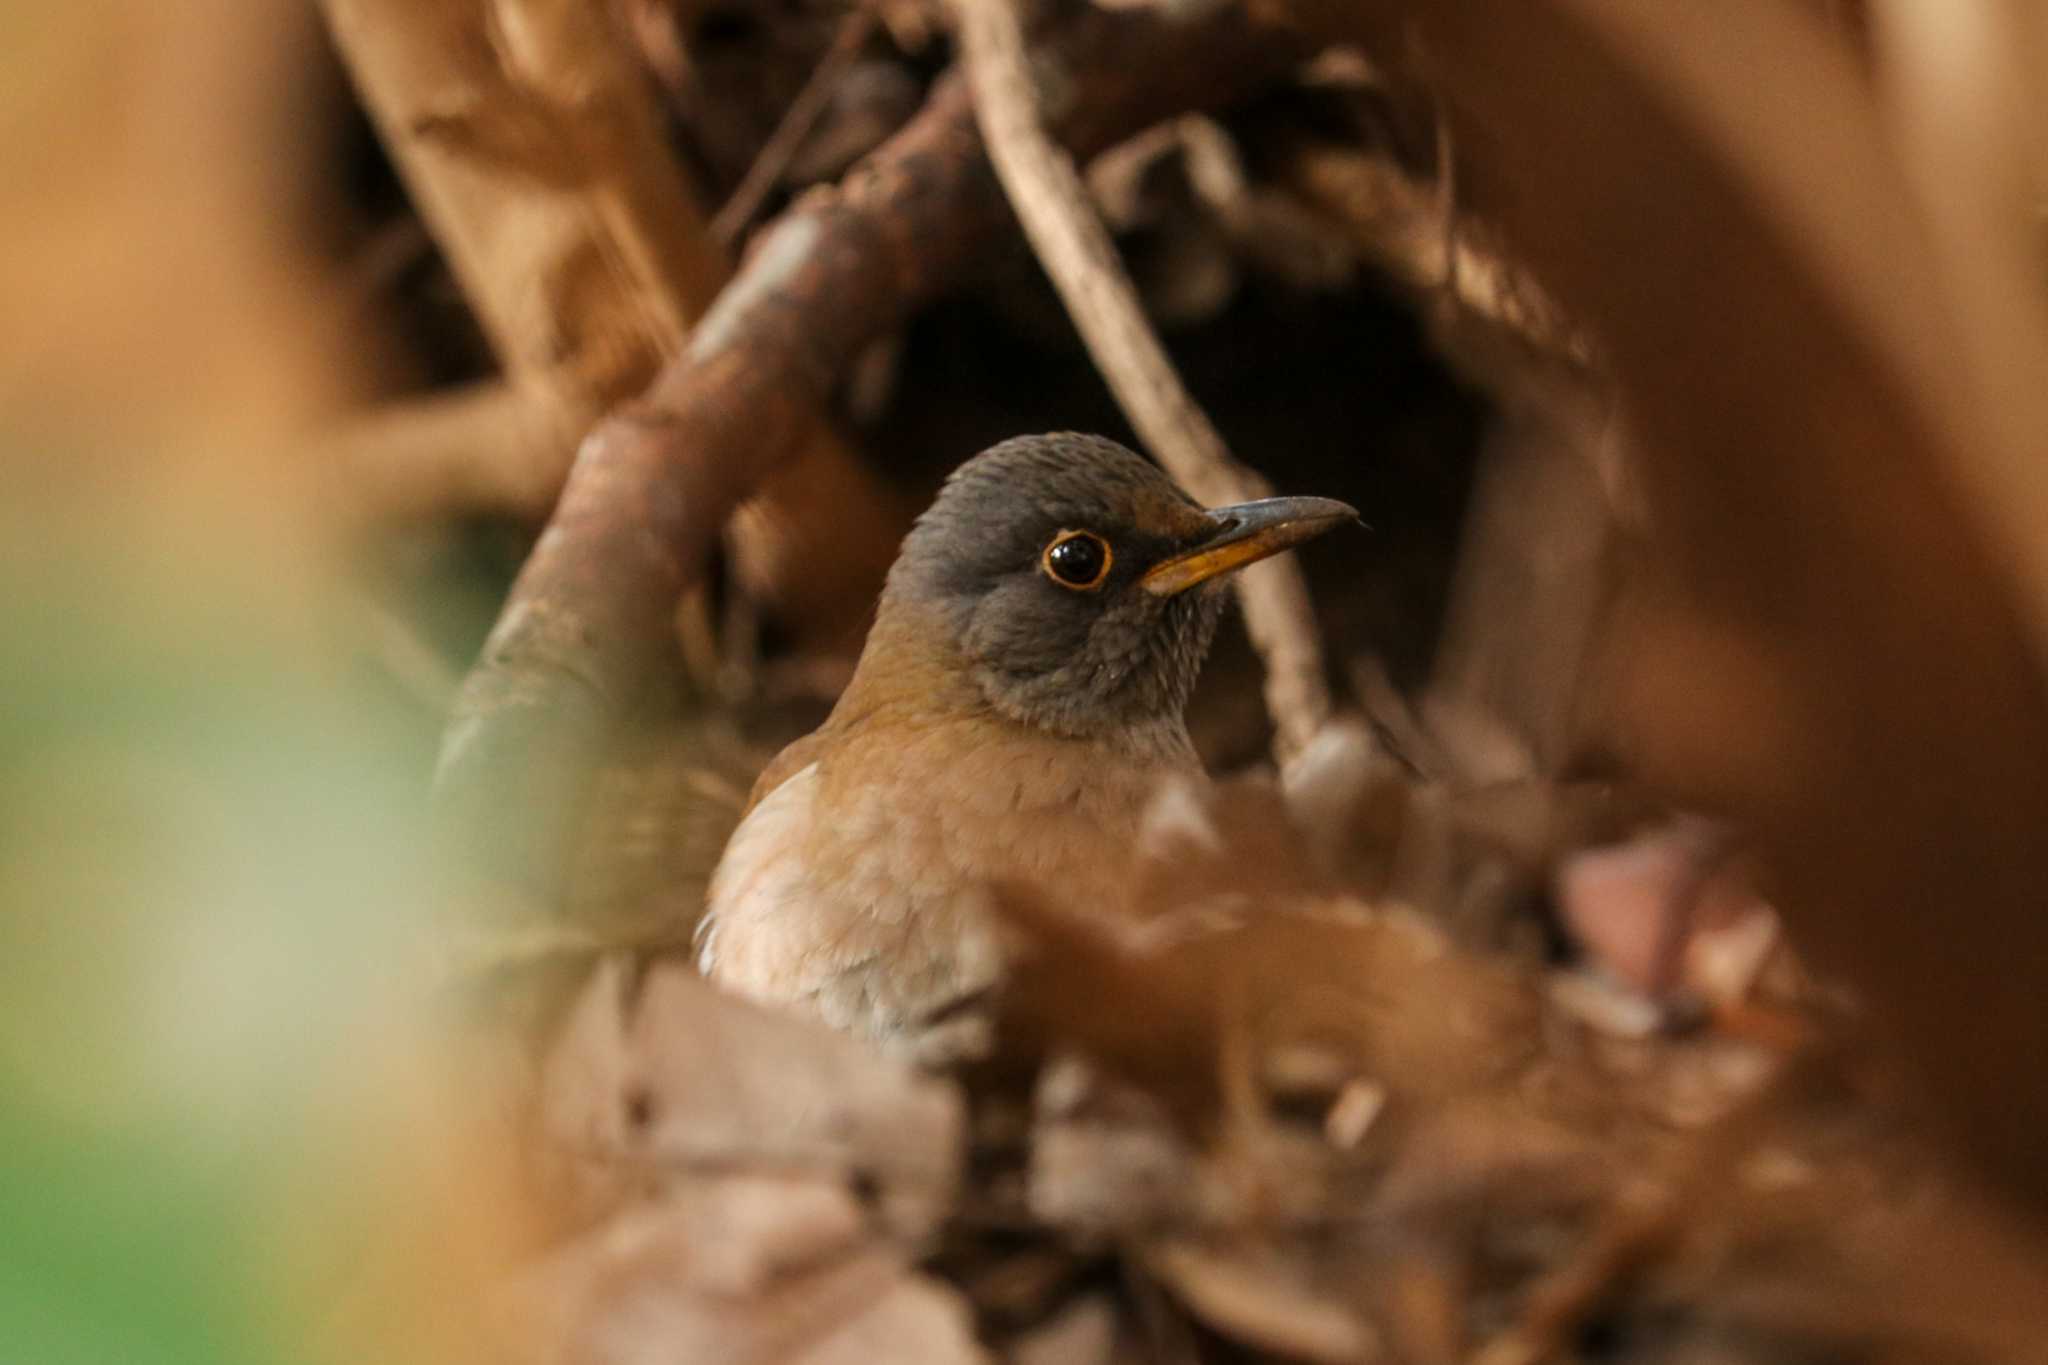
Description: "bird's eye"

(1041, 530), (1112, 590)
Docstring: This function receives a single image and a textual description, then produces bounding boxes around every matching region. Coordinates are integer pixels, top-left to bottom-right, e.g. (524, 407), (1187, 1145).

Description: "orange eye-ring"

(1041, 530), (1112, 590)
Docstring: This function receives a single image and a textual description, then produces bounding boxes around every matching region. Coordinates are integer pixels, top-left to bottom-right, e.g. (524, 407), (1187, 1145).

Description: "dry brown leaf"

(541, 958), (965, 1237)
(996, 877), (1538, 1132)
(487, 1194), (985, 1365)
(1145, 1238), (1378, 1363)
(1008, 1293), (1120, 1365)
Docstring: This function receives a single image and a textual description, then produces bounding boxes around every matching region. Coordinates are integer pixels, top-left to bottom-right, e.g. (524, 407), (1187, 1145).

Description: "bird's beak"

(1141, 495), (1359, 597)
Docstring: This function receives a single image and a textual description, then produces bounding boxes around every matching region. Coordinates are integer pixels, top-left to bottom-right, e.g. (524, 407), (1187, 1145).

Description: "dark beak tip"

(1212, 494), (1358, 527)
(1267, 495), (1361, 537)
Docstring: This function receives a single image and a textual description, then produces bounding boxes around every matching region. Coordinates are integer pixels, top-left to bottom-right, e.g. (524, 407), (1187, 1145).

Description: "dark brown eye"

(1041, 530), (1112, 590)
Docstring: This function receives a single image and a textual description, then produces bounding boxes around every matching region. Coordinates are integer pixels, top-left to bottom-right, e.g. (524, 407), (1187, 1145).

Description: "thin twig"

(948, 0), (1333, 761)
(711, 8), (878, 247)
(1433, 113), (1461, 308)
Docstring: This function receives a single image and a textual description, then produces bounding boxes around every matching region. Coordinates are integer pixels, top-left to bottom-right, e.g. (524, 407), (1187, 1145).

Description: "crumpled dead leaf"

(541, 957), (966, 1236)
(486, 1186), (987, 1365)
(449, 957), (983, 1364)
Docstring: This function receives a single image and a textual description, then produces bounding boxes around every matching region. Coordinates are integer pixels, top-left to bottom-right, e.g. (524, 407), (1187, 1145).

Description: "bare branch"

(1276, 139), (1594, 395)
(320, 0), (722, 401)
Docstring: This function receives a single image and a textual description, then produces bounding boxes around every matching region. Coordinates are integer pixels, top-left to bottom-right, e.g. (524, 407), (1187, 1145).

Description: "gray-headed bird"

(698, 432), (1355, 1052)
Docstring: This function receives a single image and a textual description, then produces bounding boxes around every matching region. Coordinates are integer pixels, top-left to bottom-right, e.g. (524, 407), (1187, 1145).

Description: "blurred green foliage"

(0, 515), (448, 1364)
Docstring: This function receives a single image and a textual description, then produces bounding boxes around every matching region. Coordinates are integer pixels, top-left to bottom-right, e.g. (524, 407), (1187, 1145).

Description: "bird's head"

(877, 433), (1357, 742)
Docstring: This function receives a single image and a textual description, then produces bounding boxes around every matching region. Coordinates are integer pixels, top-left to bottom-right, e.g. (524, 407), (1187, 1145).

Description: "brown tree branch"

(321, 0), (721, 401)
(948, 0), (1332, 760)
(320, 0), (905, 641)
(1275, 138), (1594, 397)
(435, 8), (1305, 907)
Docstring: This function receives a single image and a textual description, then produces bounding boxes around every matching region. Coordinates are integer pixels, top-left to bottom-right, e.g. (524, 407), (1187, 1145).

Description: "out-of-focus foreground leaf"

(0, 508), (455, 1364)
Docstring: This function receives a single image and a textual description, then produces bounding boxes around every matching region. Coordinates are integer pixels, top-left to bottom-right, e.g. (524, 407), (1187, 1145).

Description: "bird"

(696, 432), (1356, 1054)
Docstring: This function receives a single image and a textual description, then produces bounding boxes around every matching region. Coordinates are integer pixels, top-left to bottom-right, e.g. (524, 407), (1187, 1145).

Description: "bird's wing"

(695, 728), (825, 978)
(741, 728), (830, 818)
(695, 759), (822, 996)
